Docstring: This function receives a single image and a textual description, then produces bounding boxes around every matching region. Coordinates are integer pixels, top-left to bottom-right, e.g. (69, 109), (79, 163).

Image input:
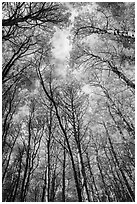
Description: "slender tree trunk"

(41, 141), (50, 202)
(86, 152), (100, 202)
(41, 169), (47, 202)
(12, 158), (22, 201)
(20, 117), (32, 201)
(49, 170), (56, 201)
(37, 71), (83, 201)
(62, 139), (66, 201)
(2, 146), (13, 183)
(95, 147), (111, 202)
(45, 165), (49, 202)
(103, 122), (135, 201)
(77, 144), (91, 201)
(55, 115), (82, 201)
(70, 97), (91, 202)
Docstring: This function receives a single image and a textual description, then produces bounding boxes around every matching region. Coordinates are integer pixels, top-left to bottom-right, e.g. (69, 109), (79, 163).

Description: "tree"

(2, 2), (135, 202)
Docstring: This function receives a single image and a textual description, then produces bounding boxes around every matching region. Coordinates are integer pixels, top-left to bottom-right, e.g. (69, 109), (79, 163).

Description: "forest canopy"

(2, 2), (135, 202)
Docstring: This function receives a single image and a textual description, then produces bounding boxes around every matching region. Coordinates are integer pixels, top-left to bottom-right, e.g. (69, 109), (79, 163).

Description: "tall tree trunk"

(41, 169), (47, 202)
(86, 152), (100, 202)
(62, 139), (66, 202)
(95, 146), (111, 202)
(12, 157), (22, 201)
(37, 70), (83, 201)
(20, 116), (32, 201)
(49, 169), (56, 202)
(71, 96), (91, 202)
(103, 122), (135, 201)
(77, 144), (91, 201)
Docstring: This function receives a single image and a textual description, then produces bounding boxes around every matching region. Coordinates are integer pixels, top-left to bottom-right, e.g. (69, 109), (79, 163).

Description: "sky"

(52, 28), (72, 61)
(50, 4), (76, 78)
(51, 27), (72, 77)
(51, 2), (98, 79)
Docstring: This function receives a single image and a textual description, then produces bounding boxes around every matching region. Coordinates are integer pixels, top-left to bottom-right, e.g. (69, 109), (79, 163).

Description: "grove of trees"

(2, 2), (135, 202)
